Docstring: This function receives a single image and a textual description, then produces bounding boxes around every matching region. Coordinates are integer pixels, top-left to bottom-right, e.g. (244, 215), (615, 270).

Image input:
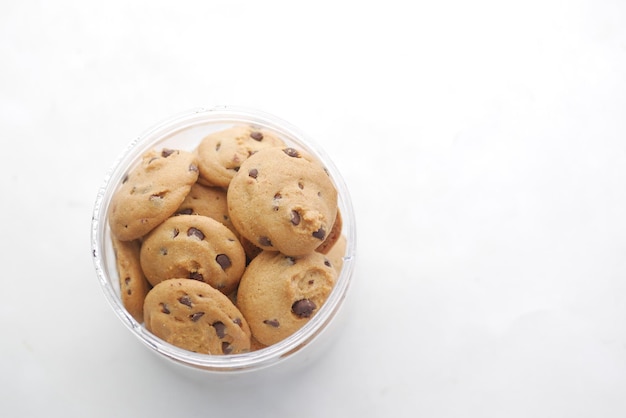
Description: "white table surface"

(2, 0), (626, 416)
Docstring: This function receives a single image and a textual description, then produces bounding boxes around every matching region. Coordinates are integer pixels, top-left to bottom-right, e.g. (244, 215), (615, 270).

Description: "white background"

(2, 0), (626, 417)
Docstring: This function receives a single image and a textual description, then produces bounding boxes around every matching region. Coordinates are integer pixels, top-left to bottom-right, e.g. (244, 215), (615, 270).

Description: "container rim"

(90, 105), (356, 373)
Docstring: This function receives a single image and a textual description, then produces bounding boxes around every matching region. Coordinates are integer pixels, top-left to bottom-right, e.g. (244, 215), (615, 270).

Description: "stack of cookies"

(108, 125), (346, 355)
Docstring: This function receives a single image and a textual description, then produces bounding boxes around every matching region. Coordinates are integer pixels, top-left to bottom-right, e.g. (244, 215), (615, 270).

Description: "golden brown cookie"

(111, 237), (151, 322)
(227, 147), (338, 256)
(143, 278), (251, 355)
(195, 125), (285, 188)
(140, 215), (246, 295)
(236, 251), (337, 346)
(108, 148), (199, 241)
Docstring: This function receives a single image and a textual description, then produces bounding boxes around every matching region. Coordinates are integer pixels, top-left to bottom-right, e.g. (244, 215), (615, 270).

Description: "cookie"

(140, 215), (246, 295)
(143, 278), (251, 355)
(174, 182), (237, 235)
(195, 125), (286, 188)
(236, 250), (337, 346)
(227, 147), (338, 256)
(108, 148), (199, 241)
(111, 237), (151, 322)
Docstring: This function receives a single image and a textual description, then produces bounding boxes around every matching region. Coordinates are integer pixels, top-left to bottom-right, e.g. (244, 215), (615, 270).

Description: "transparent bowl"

(91, 106), (356, 376)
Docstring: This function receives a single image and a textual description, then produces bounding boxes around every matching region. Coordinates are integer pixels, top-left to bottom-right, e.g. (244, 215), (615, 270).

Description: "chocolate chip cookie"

(111, 237), (151, 322)
(109, 148), (199, 241)
(195, 125), (285, 188)
(236, 250), (337, 346)
(143, 278), (251, 355)
(140, 214), (246, 295)
(227, 147), (338, 256)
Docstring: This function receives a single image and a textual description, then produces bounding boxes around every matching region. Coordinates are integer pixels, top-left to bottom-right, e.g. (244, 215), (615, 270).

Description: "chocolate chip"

(122, 174), (129, 184)
(312, 227), (326, 240)
(212, 321), (226, 338)
(187, 227), (205, 240)
(286, 256), (296, 265)
(216, 254), (231, 270)
(290, 210), (301, 226)
(233, 318), (242, 326)
(258, 236), (272, 247)
(160, 303), (170, 314)
(160, 247), (168, 255)
(162, 149), (176, 158)
(222, 342), (233, 354)
(249, 168), (258, 179)
(324, 258), (332, 267)
(233, 166), (240, 172)
(189, 164), (199, 172)
(292, 299), (316, 318)
(263, 319), (280, 327)
(178, 295), (192, 307)
(250, 131), (263, 141)
(176, 208), (193, 215)
(124, 277), (131, 286)
(298, 181), (304, 190)
(189, 272), (204, 281)
(190, 312), (205, 322)
(283, 147), (300, 158)
(215, 142), (221, 152)
(172, 228), (180, 238)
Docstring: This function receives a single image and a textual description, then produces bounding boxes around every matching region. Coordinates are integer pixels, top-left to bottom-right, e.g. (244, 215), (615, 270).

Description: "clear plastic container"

(91, 106), (356, 376)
